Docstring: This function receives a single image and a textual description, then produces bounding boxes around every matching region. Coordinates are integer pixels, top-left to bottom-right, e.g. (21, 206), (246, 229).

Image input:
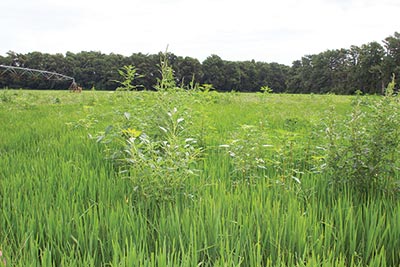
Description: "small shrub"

(114, 65), (144, 91)
(98, 108), (202, 204)
(154, 47), (178, 91)
(220, 123), (309, 187)
(324, 77), (400, 196)
(260, 85), (273, 94)
(96, 57), (203, 204)
(130, 128), (200, 201)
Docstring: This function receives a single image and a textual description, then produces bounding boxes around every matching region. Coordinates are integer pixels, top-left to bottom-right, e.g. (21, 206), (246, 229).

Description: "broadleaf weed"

(323, 78), (400, 196)
(96, 54), (203, 205)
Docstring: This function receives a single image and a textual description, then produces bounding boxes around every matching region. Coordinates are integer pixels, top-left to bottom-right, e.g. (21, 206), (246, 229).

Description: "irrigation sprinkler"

(0, 64), (80, 92)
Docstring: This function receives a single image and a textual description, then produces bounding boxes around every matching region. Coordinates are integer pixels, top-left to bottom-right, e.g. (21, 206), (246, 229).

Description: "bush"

(324, 78), (400, 196)
(96, 53), (203, 205)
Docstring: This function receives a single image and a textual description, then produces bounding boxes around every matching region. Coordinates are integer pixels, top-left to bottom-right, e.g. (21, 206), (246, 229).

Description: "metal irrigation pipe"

(0, 64), (76, 85)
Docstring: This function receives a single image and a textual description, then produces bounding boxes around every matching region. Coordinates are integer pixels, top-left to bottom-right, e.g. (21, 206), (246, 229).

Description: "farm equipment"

(0, 64), (80, 92)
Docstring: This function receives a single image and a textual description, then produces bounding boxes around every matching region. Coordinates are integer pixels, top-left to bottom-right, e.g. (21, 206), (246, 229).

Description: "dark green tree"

(202, 55), (227, 91)
(174, 56), (203, 87)
(382, 32), (400, 88)
(357, 42), (385, 94)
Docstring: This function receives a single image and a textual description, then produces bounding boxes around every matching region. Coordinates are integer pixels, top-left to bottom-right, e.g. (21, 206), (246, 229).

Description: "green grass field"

(0, 90), (399, 266)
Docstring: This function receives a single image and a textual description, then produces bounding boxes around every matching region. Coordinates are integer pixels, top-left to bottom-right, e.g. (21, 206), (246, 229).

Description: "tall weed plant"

(324, 77), (400, 196)
(220, 122), (313, 189)
(155, 47), (178, 92)
(97, 56), (202, 204)
(113, 65), (144, 91)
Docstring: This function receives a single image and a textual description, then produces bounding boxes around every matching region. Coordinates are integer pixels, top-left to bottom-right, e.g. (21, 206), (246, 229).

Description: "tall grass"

(0, 90), (399, 266)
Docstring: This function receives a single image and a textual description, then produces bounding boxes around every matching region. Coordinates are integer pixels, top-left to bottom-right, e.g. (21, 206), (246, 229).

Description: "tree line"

(1, 32), (399, 94)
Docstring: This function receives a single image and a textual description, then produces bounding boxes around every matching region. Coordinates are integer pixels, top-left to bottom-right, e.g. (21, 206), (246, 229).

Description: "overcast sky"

(1, 0), (399, 65)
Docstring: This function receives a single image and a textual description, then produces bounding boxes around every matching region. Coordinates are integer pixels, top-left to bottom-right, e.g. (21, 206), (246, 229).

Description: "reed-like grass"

(0, 90), (398, 266)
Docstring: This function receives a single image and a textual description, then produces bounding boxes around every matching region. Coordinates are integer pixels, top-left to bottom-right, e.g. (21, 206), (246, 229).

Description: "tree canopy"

(1, 32), (399, 94)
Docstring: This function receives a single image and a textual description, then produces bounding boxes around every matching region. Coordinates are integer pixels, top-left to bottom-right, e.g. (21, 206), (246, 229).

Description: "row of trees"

(287, 33), (400, 94)
(1, 32), (399, 94)
(0, 51), (289, 92)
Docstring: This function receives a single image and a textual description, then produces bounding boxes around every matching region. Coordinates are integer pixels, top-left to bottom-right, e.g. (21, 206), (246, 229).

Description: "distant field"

(0, 90), (399, 266)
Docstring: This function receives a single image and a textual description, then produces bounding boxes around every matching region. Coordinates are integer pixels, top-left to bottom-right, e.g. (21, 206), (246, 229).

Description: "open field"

(0, 90), (399, 266)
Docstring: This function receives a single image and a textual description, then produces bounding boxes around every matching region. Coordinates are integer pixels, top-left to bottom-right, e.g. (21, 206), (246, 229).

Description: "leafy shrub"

(324, 78), (400, 196)
(122, 110), (202, 203)
(114, 65), (144, 91)
(96, 52), (203, 204)
(260, 85), (273, 94)
(154, 48), (178, 92)
(220, 123), (311, 187)
(97, 105), (202, 204)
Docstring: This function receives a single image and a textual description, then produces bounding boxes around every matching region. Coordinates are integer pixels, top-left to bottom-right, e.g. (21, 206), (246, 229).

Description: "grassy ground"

(0, 90), (399, 266)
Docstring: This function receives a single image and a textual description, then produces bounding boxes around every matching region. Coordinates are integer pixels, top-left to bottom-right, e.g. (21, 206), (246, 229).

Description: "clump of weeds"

(96, 52), (203, 205)
(323, 76), (400, 197)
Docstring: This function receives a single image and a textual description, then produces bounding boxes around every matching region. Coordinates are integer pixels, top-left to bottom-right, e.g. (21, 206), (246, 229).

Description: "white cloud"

(1, 0), (399, 65)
